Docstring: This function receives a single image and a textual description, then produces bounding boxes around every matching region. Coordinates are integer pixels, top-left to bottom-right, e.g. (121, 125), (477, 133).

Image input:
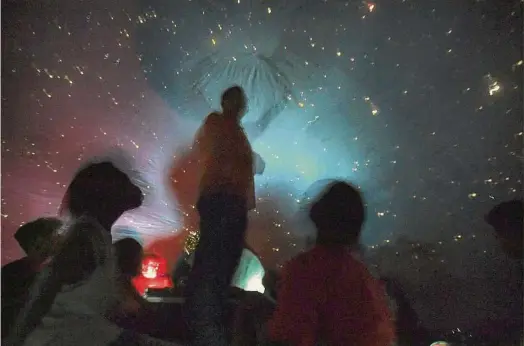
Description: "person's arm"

(253, 151), (266, 175)
(6, 223), (90, 345)
(106, 277), (143, 324)
(6, 262), (62, 346)
(267, 261), (318, 346)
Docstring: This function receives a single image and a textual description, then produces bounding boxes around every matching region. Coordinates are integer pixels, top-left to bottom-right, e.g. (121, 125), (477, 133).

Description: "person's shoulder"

(74, 215), (102, 228)
(292, 246), (330, 263)
(200, 112), (224, 133)
(205, 112), (222, 124)
(66, 216), (107, 238)
(282, 250), (315, 273)
(2, 258), (32, 277)
(61, 217), (112, 258)
(1, 258), (35, 295)
(278, 251), (326, 288)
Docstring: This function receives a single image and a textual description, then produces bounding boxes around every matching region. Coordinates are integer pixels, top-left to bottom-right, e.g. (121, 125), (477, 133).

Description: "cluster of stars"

(1, 0), (522, 332)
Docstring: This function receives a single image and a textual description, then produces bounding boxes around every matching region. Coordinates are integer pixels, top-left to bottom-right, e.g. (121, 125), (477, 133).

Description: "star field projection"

(1, 0), (523, 326)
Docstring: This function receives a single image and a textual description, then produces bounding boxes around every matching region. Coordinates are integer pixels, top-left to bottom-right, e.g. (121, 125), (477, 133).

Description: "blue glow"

(253, 108), (363, 197)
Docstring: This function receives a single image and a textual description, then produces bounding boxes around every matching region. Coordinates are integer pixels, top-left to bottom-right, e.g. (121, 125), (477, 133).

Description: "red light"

(133, 254), (173, 296)
(141, 254), (167, 277)
(142, 258), (160, 279)
(363, 1), (375, 12)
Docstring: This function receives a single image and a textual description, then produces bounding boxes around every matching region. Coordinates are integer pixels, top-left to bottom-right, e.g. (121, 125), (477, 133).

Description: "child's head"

(221, 85), (247, 119)
(309, 181), (365, 246)
(63, 161), (143, 226)
(486, 199), (523, 259)
(15, 217), (63, 261)
(114, 237), (143, 277)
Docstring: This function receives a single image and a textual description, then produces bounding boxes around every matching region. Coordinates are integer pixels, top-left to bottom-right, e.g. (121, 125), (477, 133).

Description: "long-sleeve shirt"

(9, 217), (123, 346)
(195, 113), (255, 210)
(2, 258), (38, 337)
(267, 245), (396, 346)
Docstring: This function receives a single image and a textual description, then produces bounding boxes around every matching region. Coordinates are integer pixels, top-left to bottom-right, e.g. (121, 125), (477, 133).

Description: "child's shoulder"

(202, 112), (224, 131)
(285, 248), (320, 270)
(205, 112), (222, 123)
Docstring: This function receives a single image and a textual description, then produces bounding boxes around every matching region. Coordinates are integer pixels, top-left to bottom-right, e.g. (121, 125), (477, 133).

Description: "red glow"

(142, 258), (160, 279)
(133, 254), (173, 296)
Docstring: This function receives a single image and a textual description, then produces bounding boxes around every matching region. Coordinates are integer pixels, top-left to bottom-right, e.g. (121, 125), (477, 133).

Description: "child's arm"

(253, 151), (266, 175)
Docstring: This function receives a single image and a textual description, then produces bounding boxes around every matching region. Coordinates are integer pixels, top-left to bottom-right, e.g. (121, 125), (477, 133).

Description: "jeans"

(184, 193), (248, 346)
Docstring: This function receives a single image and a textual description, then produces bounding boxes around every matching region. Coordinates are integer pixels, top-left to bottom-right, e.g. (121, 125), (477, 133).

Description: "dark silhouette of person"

(8, 161), (144, 345)
(60, 161), (143, 230)
(381, 277), (429, 346)
(262, 269), (279, 302)
(267, 181), (396, 346)
(231, 269), (279, 346)
(1, 217), (63, 337)
(55, 161), (144, 286)
(485, 199), (523, 260)
(111, 238), (145, 321)
(485, 199), (523, 344)
(114, 237), (143, 281)
(171, 251), (193, 288)
(184, 85), (265, 346)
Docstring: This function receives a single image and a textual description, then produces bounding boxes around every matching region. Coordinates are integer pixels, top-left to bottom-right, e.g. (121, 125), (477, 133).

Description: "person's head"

(486, 199), (523, 259)
(309, 181), (365, 247)
(15, 217), (63, 261)
(220, 85), (247, 120)
(62, 161), (143, 229)
(114, 237), (143, 277)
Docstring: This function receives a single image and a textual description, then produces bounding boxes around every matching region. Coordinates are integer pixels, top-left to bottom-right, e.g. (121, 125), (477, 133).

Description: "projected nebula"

(2, 0), (522, 332)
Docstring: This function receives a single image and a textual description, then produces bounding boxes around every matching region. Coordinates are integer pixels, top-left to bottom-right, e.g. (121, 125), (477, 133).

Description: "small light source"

(141, 255), (167, 279)
(245, 274), (265, 294)
(142, 259), (159, 279)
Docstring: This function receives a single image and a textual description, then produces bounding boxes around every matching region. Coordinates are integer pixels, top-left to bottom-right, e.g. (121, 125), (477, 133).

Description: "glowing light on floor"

(245, 274), (266, 294)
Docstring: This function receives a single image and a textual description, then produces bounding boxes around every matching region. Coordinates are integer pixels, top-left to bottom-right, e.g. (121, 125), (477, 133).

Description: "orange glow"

(367, 2), (375, 12)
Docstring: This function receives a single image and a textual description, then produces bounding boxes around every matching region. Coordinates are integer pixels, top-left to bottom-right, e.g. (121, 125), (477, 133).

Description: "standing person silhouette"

(184, 85), (265, 346)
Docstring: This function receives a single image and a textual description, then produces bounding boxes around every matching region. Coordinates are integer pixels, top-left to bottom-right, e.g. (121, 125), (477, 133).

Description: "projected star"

(1, 0), (522, 336)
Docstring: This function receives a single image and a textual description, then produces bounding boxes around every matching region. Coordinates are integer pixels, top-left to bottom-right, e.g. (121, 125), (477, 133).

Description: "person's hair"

(486, 199), (523, 237)
(220, 85), (247, 115)
(309, 181), (365, 246)
(114, 237), (143, 277)
(63, 161), (143, 217)
(15, 217), (63, 256)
